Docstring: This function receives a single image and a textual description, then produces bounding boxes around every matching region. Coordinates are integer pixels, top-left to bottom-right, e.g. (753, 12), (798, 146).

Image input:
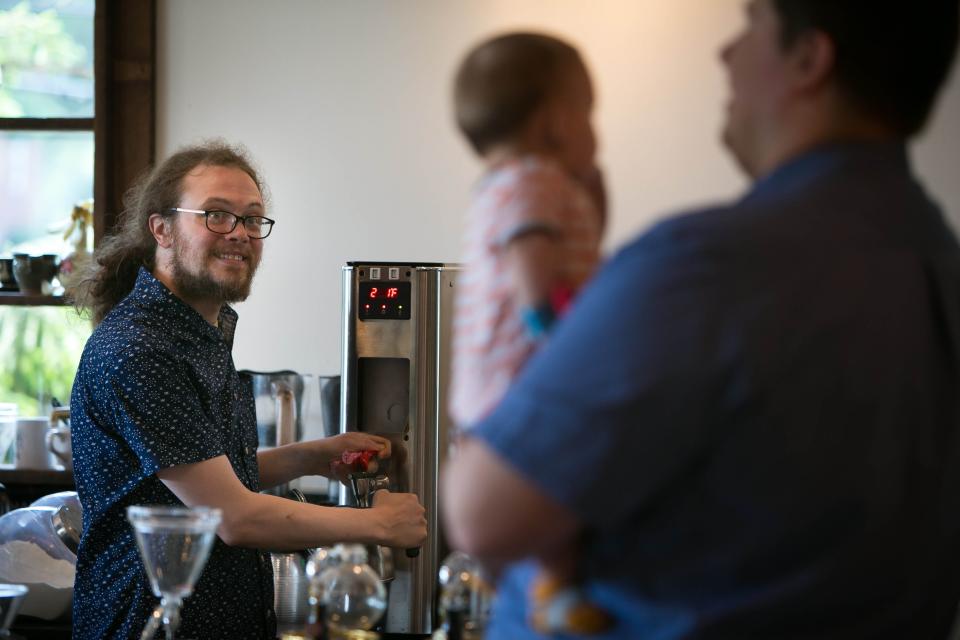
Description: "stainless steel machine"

(339, 261), (459, 634)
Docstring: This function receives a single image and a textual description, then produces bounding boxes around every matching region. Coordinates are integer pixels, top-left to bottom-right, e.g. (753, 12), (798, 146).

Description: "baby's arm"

(503, 228), (570, 338)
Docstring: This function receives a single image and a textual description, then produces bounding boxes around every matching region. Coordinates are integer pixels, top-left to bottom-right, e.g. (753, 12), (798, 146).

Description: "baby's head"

(454, 32), (596, 179)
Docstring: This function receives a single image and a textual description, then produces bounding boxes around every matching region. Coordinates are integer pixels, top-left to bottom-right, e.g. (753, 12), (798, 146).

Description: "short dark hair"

(454, 32), (583, 155)
(72, 140), (267, 323)
(773, 0), (959, 136)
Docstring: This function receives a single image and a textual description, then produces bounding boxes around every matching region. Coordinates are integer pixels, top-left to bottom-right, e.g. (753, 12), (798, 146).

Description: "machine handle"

(349, 474), (417, 557)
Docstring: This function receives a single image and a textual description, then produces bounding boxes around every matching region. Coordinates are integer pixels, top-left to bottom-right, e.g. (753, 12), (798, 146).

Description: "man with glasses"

(70, 141), (427, 640)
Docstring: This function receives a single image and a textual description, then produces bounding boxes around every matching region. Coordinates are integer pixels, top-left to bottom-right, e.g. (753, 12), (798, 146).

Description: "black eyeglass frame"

(169, 207), (276, 239)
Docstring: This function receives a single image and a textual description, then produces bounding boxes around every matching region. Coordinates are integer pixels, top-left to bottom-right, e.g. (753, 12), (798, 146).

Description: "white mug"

(46, 423), (72, 470)
(0, 417), (14, 465)
(14, 417), (55, 470)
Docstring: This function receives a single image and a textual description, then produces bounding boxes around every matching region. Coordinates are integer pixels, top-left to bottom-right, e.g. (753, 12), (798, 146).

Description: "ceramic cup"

(13, 418), (55, 470)
(0, 258), (15, 290)
(11, 254), (58, 295)
(45, 423), (72, 470)
(0, 418), (14, 465)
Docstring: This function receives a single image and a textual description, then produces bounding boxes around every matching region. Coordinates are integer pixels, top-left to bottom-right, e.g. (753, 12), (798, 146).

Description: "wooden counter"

(0, 465), (74, 510)
(0, 465), (73, 485)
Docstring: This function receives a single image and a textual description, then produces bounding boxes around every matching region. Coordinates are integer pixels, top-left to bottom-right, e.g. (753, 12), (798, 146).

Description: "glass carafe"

(435, 551), (492, 640)
(319, 544), (386, 633)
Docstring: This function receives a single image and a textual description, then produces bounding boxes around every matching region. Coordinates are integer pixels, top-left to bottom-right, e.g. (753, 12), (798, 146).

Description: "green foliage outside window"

(0, 307), (90, 416)
(0, 0), (94, 118)
(0, 1), (96, 419)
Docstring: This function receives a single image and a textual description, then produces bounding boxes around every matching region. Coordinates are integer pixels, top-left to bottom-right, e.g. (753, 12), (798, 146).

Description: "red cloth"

(341, 449), (377, 472)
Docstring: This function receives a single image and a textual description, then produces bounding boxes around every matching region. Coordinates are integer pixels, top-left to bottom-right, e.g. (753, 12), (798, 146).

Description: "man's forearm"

(159, 454), (382, 548)
(225, 491), (383, 549)
(257, 440), (324, 489)
(442, 437), (579, 563)
(158, 454), (426, 550)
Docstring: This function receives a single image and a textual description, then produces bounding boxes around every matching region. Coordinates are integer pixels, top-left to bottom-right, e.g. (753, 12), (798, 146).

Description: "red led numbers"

(368, 287), (399, 299)
(358, 280), (410, 320)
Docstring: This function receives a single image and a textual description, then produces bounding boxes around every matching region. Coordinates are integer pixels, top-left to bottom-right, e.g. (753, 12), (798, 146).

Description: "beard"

(170, 230), (260, 305)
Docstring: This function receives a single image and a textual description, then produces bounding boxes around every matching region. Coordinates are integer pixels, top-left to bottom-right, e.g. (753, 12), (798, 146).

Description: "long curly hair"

(71, 140), (267, 324)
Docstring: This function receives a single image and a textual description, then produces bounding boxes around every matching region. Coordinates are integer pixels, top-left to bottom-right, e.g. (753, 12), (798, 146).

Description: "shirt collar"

(131, 267), (239, 348)
(743, 141), (909, 207)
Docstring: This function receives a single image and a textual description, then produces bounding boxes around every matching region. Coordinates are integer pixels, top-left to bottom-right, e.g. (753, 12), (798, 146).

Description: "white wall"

(158, 0), (960, 375)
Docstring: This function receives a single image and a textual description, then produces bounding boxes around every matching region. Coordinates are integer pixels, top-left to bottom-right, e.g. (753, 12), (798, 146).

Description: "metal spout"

(347, 472), (390, 508)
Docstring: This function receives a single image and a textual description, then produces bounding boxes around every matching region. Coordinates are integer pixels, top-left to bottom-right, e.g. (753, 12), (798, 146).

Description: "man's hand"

(370, 490), (427, 548)
(258, 432), (391, 489)
(324, 433), (391, 481)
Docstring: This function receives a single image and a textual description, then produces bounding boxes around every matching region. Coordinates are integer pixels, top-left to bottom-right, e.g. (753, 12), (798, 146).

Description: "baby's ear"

(541, 99), (569, 152)
(511, 98), (553, 151)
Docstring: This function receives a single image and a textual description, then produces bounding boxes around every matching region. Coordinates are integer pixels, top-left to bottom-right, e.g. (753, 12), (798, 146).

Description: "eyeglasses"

(170, 208), (275, 239)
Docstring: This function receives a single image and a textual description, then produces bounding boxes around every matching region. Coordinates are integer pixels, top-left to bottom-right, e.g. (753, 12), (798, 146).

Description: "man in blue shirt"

(71, 142), (427, 638)
(444, 2), (960, 638)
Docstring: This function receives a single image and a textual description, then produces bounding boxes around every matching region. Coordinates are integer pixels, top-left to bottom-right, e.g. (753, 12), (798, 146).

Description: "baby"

(449, 32), (610, 635)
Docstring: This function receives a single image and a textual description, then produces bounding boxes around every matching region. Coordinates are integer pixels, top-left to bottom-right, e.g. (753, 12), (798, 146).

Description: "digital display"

(367, 286), (401, 300)
(358, 281), (411, 320)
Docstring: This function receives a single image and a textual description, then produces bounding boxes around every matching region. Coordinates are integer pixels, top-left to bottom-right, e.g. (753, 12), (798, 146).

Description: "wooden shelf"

(0, 465), (74, 486)
(0, 292), (67, 306)
(0, 117), (93, 131)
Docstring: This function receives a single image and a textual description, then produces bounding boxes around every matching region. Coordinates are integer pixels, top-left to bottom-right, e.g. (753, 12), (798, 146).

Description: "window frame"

(0, 0), (156, 306)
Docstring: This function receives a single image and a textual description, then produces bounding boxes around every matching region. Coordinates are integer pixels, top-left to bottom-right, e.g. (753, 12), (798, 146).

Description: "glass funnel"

(127, 506), (221, 640)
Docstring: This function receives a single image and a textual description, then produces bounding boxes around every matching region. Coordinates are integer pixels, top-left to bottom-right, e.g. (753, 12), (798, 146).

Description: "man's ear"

(788, 29), (836, 93)
(148, 213), (174, 249)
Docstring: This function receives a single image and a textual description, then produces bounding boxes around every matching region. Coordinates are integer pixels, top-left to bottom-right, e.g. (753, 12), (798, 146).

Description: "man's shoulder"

(618, 183), (838, 266)
(588, 197), (814, 311)
(81, 300), (183, 373)
(616, 201), (758, 265)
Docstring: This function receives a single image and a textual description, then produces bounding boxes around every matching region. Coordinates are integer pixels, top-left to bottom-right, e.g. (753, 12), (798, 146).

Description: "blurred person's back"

(443, 2), (960, 637)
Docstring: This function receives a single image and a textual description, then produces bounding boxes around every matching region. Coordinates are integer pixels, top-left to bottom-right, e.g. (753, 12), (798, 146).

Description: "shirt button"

(244, 446), (251, 455)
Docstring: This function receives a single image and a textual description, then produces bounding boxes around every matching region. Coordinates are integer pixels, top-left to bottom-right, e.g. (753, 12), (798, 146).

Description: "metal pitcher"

(238, 370), (312, 450)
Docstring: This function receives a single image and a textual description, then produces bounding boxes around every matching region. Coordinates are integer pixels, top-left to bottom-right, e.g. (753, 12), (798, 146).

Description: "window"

(0, 0), (154, 416)
(0, 0), (94, 258)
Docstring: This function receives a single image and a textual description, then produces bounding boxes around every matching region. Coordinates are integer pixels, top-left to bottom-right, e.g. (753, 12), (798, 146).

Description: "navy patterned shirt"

(71, 268), (276, 639)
